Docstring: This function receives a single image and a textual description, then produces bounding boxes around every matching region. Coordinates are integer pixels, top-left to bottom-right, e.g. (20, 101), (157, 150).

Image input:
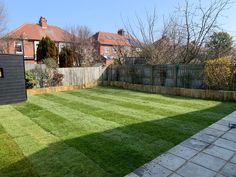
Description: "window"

(104, 47), (110, 54)
(0, 68), (4, 78)
(34, 41), (39, 60)
(15, 41), (23, 54)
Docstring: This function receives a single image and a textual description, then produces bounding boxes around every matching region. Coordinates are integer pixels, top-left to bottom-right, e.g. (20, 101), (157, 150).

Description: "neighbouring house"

(92, 29), (140, 64)
(0, 17), (71, 64)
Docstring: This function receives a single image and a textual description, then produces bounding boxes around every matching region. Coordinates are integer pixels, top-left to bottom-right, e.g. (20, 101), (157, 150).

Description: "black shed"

(0, 54), (27, 104)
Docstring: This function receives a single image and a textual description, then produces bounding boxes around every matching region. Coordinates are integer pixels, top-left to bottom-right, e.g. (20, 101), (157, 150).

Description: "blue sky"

(3, 0), (236, 37)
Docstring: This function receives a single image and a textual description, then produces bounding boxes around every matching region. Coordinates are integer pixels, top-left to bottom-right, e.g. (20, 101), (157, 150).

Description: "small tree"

(204, 56), (236, 90)
(59, 47), (74, 67)
(206, 32), (233, 59)
(37, 36), (59, 63)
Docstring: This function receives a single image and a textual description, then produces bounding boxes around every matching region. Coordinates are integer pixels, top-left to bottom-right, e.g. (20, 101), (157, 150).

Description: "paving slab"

(192, 132), (218, 144)
(220, 162), (236, 177)
(177, 162), (216, 177)
(180, 138), (209, 151)
(209, 123), (230, 132)
(213, 138), (236, 152)
(222, 132), (236, 143)
(169, 173), (182, 177)
(190, 152), (226, 172)
(125, 111), (236, 177)
(133, 162), (172, 177)
(230, 154), (236, 164)
(152, 153), (186, 171)
(203, 145), (235, 161)
(201, 127), (225, 137)
(168, 145), (198, 160)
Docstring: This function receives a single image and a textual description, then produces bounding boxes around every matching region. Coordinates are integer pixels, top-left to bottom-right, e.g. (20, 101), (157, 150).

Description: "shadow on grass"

(0, 102), (235, 177)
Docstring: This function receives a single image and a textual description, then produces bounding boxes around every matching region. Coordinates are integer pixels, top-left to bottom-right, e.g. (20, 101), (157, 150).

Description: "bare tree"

(0, 1), (7, 53)
(0, 1), (6, 36)
(124, 0), (232, 64)
(64, 26), (100, 66)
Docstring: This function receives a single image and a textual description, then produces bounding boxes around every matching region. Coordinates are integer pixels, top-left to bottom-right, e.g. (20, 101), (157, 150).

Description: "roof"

(93, 32), (133, 46)
(6, 22), (70, 42)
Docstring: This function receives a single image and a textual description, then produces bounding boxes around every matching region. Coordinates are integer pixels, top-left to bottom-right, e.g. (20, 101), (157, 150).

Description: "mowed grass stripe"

(90, 86), (228, 111)
(60, 91), (215, 130)
(86, 88), (234, 116)
(81, 88), (207, 113)
(69, 89), (224, 122)
(15, 100), (172, 159)
(39, 94), (182, 147)
(0, 106), (108, 177)
(0, 109), (37, 177)
(41, 93), (195, 137)
(25, 97), (152, 176)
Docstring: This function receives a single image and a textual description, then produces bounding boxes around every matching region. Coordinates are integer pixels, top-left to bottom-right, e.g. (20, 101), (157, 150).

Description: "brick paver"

(125, 111), (236, 177)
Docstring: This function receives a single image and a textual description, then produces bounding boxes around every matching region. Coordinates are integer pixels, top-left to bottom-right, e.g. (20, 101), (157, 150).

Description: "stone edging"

(100, 81), (236, 102)
(27, 81), (98, 96)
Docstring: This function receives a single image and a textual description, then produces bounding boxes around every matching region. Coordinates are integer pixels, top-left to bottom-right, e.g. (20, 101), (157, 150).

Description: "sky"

(2, 0), (236, 38)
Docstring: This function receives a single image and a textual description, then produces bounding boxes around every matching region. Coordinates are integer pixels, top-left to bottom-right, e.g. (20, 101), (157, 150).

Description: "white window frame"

(34, 41), (39, 60)
(15, 40), (23, 54)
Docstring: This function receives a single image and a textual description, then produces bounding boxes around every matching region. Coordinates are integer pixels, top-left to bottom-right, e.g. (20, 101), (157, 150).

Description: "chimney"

(39, 16), (47, 29)
(117, 29), (125, 36)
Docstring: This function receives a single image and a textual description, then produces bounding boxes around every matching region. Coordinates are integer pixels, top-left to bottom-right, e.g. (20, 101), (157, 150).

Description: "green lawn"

(0, 86), (235, 177)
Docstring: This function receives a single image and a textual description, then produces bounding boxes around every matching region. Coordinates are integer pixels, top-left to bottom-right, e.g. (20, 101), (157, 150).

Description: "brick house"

(0, 17), (70, 64)
(92, 29), (139, 64)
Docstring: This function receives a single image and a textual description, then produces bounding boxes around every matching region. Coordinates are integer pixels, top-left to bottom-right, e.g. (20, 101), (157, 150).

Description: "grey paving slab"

(230, 154), (236, 164)
(216, 119), (231, 126)
(152, 153), (186, 171)
(169, 173), (182, 177)
(177, 162), (216, 177)
(190, 152), (226, 172)
(201, 127), (225, 137)
(222, 132), (236, 143)
(214, 138), (236, 151)
(134, 162), (172, 177)
(220, 162), (236, 177)
(180, 138), (209, 151)
(192, 132), (218, 144)
(203, 145), (235, 161)
(209, 123), (230, 132)
(215, 174), (226, 177)
(229, 128), (236, 135)
(168, 145), (198, 160)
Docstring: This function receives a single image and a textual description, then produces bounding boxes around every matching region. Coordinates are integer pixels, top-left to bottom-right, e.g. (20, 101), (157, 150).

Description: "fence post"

(175, 65), (179, 87)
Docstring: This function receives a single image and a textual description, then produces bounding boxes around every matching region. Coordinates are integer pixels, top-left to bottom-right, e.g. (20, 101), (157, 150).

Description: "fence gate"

(0, 54), (27, 104)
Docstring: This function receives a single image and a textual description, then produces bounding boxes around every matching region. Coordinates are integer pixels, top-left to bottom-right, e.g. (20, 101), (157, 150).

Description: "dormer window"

(15, 41), (23, 54)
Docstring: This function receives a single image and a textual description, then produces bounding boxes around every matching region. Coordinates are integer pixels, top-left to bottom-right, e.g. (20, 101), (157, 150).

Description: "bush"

(204, 56), (236, 90)
(52, 72), (64, 86)
(25, 70), (37, 89)
(37, 36), (59, 63)
(59, 47), (74, 67)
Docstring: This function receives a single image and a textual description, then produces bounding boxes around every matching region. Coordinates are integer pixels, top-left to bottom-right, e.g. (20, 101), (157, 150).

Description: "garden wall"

(100, 81), (236, 102)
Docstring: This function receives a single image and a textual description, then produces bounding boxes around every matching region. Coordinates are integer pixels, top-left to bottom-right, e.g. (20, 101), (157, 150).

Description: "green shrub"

(37, 36), (59, 63)
(204, 56), (236, 90)
(25, 70), (37, 89)
(59, 47), (74, 67)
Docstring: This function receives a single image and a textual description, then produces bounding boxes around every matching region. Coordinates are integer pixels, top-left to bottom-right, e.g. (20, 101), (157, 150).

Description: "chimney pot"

(39, 16), (47, 29)
(118, 29), (125, 36)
